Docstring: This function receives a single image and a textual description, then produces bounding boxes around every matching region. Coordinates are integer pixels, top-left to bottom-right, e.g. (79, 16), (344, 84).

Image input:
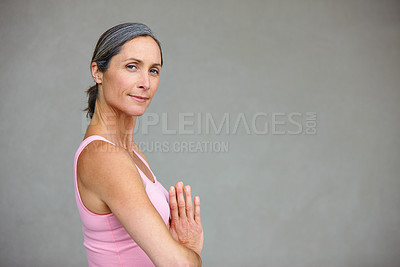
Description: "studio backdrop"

(0, 0), (399, 266)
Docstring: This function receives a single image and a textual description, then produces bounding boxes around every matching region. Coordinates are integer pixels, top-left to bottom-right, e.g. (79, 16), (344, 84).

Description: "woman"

(74, 23), (203, 266)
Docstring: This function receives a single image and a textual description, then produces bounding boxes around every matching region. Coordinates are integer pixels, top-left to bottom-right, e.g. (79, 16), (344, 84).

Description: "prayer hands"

(169, 181), (203, 256)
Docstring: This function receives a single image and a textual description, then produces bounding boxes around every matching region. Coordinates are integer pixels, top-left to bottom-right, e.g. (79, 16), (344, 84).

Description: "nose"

(137, 71), (150, 90)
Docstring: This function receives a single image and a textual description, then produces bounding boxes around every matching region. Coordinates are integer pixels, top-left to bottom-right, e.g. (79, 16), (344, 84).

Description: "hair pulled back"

(84, 23), (163, 119)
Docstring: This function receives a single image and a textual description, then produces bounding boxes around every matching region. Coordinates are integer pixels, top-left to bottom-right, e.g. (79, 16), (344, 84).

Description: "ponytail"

(84, 84), (98, 119)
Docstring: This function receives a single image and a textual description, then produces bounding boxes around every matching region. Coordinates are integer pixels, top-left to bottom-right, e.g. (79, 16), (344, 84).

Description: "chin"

(126, 106), (147, 117)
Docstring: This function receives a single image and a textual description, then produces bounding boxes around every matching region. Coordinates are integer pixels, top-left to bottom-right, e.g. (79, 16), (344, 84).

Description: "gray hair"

(84, 22), (163, 119)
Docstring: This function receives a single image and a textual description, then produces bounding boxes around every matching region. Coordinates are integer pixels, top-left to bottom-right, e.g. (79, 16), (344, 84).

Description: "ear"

(91, 62), (103, 84)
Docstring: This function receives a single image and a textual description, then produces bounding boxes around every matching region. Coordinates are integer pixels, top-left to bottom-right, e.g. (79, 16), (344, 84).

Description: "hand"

(169, 181), (203, 256)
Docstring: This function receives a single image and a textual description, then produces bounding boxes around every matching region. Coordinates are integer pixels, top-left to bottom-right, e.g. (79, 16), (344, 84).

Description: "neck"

(87, 104), (137, 151)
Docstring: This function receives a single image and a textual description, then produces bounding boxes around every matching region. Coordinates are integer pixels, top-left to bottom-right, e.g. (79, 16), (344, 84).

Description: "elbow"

(175, 261), (201, 267)
(173, 252), (201, 267)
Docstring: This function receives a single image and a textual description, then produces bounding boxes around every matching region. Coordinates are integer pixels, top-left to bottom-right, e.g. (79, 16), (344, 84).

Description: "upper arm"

(79, 141), (195, 266)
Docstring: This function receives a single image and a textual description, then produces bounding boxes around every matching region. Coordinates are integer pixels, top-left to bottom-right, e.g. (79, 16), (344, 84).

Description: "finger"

(194, 196), (201, 224)
(169, 186), (179, 222)
(176, 181), (187, 219)
(185, 185), (194, 220)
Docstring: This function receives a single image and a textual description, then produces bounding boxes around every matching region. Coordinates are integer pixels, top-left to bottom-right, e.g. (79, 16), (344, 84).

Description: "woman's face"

(96, 36), (162, 117)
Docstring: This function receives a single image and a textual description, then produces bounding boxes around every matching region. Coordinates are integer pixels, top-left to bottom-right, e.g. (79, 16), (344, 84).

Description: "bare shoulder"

(78, 140), (129, 174)
(77, 140), (144, 193)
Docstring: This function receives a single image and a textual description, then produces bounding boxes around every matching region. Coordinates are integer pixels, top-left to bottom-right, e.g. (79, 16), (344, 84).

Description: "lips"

(128, 94), (149, 103)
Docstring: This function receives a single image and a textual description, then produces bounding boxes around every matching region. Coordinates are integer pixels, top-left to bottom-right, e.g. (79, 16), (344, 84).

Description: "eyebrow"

(123, 57), (162, 67)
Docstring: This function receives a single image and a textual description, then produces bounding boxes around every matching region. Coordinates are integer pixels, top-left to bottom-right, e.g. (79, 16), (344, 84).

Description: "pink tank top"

(74, 135), (170, 267)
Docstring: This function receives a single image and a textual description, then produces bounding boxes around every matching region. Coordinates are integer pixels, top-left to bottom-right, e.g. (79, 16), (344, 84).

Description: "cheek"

(115, 73), (133, 92)
(105, 72), (132, 95)
(151, 79), (160, 93)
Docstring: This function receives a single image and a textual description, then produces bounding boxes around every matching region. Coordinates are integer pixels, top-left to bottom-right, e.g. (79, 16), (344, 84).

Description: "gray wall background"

(1, 0), (399, 266)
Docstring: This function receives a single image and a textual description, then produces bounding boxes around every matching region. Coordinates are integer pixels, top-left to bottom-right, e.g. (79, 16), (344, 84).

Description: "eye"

(150, 68), (160, 75)
(126, 64), (137, 70)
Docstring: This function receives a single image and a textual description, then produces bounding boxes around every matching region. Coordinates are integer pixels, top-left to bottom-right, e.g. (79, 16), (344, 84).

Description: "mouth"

(128, 94), (149, 103)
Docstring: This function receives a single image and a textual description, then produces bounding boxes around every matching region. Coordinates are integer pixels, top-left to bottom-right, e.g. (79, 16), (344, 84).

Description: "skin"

(77, 36), (203, 266)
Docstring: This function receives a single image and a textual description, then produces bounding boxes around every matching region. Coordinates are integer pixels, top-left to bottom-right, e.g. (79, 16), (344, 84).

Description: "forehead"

(117, 36), (161, 64)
